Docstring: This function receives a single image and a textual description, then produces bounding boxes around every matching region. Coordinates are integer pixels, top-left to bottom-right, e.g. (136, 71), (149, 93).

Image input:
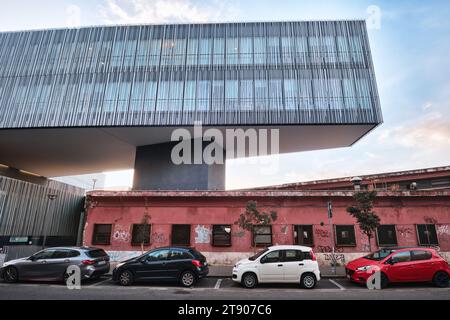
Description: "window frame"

(92, 224), (112, 245)
(131, 223), (151, 246)
(376, 224), (398, 247)
(294, 225), (314, 246)
(252, 225), (273, 247)
(171, 224), (191, 246)
(416, 224), (439, 246)
(334, 225), (357, 247)
(212, 224), (232, 247)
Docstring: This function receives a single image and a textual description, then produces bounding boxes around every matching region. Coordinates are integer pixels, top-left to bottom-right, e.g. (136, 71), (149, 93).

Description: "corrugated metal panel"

(0, 176), (84, 237)
(0, 20), (382, 128)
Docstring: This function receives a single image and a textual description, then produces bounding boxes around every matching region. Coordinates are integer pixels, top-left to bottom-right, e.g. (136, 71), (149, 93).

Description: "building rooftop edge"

(250, 165), (450, 190)
(86, 189), (450, 198)
(0, 19), (367, 34)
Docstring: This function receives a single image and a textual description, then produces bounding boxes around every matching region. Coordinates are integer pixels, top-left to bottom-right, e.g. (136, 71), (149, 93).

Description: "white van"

(232, 245), (321, 289)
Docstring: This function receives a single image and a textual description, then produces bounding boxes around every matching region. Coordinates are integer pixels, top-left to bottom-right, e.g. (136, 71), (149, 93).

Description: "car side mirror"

(29, 256), (37, 261)
(260, 257), (266, 264)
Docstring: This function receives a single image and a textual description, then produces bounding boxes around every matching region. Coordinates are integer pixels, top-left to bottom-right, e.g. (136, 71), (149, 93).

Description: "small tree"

(234, 201), (278, 251)
(346, 191), (380, 252)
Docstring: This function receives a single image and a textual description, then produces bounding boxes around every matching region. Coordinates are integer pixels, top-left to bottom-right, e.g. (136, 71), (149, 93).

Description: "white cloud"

(99, 0), (240, 24)
(422, 101), (433, 110)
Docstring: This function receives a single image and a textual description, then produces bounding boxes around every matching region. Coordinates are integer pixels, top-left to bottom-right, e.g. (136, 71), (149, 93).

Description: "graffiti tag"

(314, 229), (330, 238)
(195, 225), (211, 244)
(437, 225), (450, 236)
(324, 253), (346, 263)
(151, 232), (167, 244)
(113, 230), (130, 242)
(316, 245), (344, 253)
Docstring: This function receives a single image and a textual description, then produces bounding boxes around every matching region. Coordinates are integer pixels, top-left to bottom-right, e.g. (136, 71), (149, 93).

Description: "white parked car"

(232, 245), (321, 289)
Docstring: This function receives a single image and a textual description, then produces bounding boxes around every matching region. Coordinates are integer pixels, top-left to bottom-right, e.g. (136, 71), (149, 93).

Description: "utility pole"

(328, 201), (337, 275)
(41, 193), (58, 249)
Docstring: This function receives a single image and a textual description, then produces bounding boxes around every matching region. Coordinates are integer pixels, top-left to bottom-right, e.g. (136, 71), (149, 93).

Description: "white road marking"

(214, 279), (223, 289)
(329, 279), (345, 290)
(91, 278), (112, 287)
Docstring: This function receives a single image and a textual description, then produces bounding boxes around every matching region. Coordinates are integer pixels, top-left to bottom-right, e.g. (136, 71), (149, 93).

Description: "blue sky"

(1, 0), (449, 189)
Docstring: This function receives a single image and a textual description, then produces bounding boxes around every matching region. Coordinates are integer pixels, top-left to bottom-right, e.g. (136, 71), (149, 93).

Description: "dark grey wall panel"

(0, 21), (382, 128)
(133, 141), (225, 190)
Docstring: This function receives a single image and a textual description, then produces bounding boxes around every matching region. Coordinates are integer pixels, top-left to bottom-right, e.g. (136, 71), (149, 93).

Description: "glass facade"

(0, 21), (382, 128)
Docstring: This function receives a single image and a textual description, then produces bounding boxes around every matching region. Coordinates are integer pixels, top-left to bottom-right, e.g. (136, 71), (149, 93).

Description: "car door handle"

(277, 264), (283, 267)
(64, 259), (70, 263)
(298, 263), (304, 266)
(41, 260), (47, 263)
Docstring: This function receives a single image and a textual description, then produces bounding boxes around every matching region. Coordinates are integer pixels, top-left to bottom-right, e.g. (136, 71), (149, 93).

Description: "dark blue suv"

(112, 247), (209, 287)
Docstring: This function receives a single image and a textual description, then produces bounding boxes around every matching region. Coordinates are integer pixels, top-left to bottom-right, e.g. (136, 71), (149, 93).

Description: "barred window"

(253, 225), (272, 247)
(131, 224), (151, 246)
(212, 225), (232, 247)
(376, 225), (398, 246)
(92, 224), (112, 245)
(294, 225), (314, 246)
(416, 224), (439, 246)
(171, 224), (191, 246)
(335, 225), (356, 246)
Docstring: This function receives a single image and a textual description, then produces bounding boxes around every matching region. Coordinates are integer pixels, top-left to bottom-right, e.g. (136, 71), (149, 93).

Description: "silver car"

(0, 247), (110, 283)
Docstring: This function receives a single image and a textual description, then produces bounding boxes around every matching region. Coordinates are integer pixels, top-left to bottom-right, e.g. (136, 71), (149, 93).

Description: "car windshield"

(365, 249), (396, 261)
(249, 248), (269, 261)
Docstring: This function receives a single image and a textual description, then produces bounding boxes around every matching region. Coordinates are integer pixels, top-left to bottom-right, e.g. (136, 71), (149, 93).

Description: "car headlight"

(357, 265), (373, 271)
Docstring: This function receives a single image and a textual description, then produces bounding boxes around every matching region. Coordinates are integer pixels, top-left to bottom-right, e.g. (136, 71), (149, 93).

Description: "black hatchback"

(112, 247), (209, 287)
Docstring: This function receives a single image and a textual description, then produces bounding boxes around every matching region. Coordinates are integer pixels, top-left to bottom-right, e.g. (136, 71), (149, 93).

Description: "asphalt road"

(0, 276), (449, 300)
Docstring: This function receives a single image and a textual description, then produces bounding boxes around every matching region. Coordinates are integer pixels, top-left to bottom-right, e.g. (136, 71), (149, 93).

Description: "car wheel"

(433, 271), (450, 288)
(118, 270), (134, 286)
(180, 270), (196, 287)
(300, 273), (317, 289)
(3, 266), (19, 283)
(380, 272), (389, 289)
(241, 272), (258, 289)
(180, 271), (196, 287)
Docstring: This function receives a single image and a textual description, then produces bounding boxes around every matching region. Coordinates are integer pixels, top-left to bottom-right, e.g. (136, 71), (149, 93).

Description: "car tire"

(241, 272), (258, 289)
(380, 272), (389, 289)
(118, 270), (134, 286)
(3, 266), (19, 283)
(180, 270), (196, 287)
(433, 271), (450, 288)
(300, 273), (317, 289)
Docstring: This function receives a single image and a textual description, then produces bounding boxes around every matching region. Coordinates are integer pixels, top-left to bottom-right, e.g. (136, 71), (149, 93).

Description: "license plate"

(97, 261), (106, 266)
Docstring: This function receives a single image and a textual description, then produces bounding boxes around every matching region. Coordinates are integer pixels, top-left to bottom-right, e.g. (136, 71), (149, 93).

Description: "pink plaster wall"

(84, 194), (450, 253)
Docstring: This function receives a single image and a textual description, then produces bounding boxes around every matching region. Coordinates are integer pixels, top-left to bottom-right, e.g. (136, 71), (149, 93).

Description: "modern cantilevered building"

(0, 20), (382, 190)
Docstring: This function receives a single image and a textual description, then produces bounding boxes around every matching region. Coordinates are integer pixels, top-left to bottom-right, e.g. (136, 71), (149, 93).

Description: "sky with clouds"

(1, 0), (449, 189)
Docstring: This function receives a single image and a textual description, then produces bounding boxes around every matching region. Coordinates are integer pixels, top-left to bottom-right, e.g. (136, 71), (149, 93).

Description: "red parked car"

(345, 247), (450, 288)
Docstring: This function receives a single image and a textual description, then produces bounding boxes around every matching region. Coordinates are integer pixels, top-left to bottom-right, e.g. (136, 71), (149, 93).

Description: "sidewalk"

(208, 265), (346, 278)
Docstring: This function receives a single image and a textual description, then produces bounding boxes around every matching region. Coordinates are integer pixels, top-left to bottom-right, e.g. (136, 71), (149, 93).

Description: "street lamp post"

(41, 193), (58, 249)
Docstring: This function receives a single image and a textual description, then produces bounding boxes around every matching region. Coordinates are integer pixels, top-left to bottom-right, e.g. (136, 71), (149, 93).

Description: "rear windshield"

(86, 249), (108, 258)
(189, 249), (206, 261)
(303, 251), (312, 260)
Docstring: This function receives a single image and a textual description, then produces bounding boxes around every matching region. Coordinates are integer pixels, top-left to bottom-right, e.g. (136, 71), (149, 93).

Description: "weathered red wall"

(83, 191), (450, 259)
